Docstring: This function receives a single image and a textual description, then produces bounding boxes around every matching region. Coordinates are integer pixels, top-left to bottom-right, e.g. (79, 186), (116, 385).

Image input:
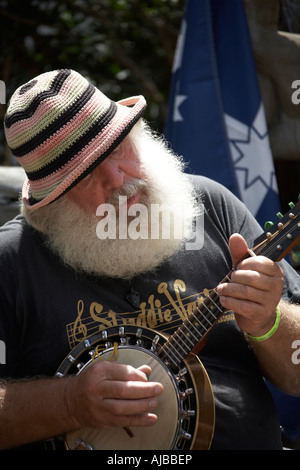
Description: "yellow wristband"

(246, 305), (281, 342)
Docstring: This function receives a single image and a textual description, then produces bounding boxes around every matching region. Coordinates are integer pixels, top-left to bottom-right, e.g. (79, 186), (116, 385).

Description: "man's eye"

(111, 145), (123, 158)
(80, 173), (93, 186)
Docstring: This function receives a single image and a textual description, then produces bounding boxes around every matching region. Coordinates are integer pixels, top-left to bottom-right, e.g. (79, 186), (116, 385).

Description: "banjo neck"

(157, 275), (229, 368)
(157, 197), (300, 369)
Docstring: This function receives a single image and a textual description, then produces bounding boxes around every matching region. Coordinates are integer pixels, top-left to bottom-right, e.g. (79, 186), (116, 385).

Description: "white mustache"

(107, 179), (148, 207)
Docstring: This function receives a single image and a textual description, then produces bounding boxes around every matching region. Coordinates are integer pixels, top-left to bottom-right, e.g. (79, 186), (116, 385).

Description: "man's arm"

(217, 233), (300, 396)
(0, 362), (163, 449)
(247, 300), (300, 395)
(0, 375), (77, 449)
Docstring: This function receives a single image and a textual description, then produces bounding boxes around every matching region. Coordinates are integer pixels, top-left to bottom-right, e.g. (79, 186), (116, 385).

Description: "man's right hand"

(64, 361), (164, 430)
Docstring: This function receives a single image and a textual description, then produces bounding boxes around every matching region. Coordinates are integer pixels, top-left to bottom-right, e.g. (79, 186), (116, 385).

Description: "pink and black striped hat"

(4, 69), (146, 211)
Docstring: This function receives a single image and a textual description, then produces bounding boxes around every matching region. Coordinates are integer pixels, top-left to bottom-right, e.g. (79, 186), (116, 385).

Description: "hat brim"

(22, 94), (146, 211)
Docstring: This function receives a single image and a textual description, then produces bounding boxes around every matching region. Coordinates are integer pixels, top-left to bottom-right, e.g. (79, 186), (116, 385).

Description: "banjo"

(55, 198), (300, 450)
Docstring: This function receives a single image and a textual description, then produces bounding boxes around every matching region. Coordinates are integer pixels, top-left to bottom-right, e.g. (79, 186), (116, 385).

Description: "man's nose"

(97, 158), (125, 190)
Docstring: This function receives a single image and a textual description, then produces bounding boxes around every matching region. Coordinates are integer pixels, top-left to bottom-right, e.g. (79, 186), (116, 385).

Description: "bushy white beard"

(22, 122), (200, 280)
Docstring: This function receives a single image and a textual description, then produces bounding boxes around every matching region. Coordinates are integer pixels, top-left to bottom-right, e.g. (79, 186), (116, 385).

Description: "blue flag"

(164, 0), (281, 228)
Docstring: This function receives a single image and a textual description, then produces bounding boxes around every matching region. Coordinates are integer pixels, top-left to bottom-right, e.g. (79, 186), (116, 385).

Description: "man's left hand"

(216, 233), (284, 337)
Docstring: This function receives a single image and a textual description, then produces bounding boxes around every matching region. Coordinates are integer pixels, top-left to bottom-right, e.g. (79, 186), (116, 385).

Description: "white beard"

(22, 122), (200, 280)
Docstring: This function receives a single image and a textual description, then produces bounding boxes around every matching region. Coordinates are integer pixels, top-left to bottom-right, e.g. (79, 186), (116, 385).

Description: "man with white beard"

(0, 69), (300, 450)
(23, 119), (199, 280)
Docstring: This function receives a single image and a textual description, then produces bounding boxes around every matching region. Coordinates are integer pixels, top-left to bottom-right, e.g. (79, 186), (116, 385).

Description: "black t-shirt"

(0, 175), (299, 450)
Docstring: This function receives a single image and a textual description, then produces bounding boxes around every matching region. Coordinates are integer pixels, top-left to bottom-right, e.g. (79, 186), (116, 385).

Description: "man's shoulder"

(187, 174), (215, 188)
(0, 215), (35, 254)
(187, 174), (240, 206)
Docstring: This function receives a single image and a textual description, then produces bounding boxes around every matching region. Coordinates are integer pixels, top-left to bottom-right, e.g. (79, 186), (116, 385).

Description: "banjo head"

(56, 325), (215, 450)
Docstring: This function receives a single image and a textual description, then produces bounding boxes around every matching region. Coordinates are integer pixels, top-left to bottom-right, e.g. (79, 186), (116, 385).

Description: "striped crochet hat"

(4, 69), (146, 211)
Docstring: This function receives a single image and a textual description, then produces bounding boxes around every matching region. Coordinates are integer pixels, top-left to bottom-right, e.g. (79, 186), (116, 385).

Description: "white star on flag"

(173, 94), (187, 122)
(224, 104), (278, 216)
